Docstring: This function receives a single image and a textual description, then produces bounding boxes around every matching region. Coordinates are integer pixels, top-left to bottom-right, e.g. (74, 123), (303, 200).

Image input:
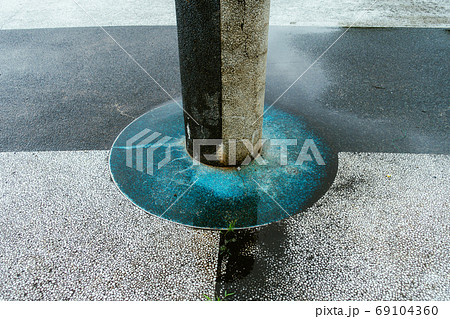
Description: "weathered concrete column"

(175, 0), (270, 166)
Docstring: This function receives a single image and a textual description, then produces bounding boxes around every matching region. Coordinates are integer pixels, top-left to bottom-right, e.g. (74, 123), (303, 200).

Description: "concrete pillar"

(175, 0), (270, 166)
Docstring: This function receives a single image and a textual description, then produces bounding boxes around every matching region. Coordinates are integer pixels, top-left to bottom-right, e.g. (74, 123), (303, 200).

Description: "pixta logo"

(192, 138), (325, 166)
(125, 129), (172, 175)
(125, 129), (325, 176)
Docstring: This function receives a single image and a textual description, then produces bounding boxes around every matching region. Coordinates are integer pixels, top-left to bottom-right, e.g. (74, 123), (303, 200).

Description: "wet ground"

(0, 2), (449, 301)
(1, 27), (448, 154)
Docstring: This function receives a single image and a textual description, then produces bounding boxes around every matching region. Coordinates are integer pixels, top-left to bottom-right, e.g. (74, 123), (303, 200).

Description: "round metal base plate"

(109, 102), (337, 230)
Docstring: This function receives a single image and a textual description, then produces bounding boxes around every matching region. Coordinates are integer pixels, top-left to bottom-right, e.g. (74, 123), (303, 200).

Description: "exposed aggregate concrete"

(217, 153), (449, 300)
(0, 151), (219, 300)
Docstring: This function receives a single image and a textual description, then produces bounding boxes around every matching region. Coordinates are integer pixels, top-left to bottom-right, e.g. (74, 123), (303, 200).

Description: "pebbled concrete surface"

(1, 151), (448, 300)
(0, 0), (449, 29)
(216, 153), (450, 300)
(0, 151), (219, 300)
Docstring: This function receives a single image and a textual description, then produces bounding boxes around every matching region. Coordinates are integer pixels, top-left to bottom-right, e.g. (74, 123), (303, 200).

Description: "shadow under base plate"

(109, 102), (337, 230)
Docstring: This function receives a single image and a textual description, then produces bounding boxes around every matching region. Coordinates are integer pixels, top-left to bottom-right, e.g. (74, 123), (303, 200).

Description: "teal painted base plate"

(109, 102), (337, 230)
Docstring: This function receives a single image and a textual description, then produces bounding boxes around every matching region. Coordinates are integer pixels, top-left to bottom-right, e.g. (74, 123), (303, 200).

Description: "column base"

(109, 101), (337, 230)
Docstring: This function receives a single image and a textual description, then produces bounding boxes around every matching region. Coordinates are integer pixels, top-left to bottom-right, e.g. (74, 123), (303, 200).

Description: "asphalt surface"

(0, 27), (448, 154)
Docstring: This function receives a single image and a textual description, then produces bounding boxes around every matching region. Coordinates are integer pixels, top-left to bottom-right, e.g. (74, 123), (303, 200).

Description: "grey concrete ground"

(0, 151), (219, 300)
(1, 152), (448, 300)
(217, 153), (450, 300)
(0, 0), (449, 29)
